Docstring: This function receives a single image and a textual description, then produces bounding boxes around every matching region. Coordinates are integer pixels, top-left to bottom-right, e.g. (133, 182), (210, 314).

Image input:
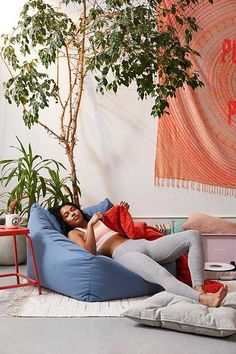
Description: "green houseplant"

(0, 137), (75, 266)
(0, 137), (74, 219)
(0, 0), (214, 204)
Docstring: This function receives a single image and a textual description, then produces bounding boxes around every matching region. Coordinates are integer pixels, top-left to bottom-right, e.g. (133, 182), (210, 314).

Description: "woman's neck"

(78, 219), (88, 229)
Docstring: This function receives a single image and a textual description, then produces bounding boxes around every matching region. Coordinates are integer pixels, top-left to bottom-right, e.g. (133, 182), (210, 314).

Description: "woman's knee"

(184, 230), (201, 243)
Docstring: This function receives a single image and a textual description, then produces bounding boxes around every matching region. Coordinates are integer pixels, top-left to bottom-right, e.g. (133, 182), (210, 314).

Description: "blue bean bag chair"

(27, 201), (176, 302)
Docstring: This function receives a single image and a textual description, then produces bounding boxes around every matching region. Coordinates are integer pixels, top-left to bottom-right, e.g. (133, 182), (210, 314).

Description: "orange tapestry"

(155, 0), (236, 196)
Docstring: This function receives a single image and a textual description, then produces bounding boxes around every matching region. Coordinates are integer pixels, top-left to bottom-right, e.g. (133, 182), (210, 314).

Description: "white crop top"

(75, 221), (117, 252)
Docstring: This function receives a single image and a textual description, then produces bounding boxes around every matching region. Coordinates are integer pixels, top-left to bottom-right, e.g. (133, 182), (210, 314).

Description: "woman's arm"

(68, 229), (90, 251)
(68, 212), (104, 255)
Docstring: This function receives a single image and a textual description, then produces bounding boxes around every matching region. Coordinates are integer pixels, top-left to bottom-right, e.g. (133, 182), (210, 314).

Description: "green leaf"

(0, 137), (76, 216)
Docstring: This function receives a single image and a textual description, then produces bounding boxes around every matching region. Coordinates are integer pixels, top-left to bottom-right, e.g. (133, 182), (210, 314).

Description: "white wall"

(1, 1), (236, 217)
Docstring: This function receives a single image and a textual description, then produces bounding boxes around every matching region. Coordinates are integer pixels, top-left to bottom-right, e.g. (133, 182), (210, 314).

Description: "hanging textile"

(155, 0), (236, 196)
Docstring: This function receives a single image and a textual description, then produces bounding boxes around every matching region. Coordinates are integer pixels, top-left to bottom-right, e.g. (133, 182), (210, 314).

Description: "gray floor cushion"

(123, 291), (236, 337)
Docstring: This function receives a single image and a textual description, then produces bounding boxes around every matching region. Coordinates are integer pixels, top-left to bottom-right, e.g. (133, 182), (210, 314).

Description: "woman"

(50, 201), (228, 307)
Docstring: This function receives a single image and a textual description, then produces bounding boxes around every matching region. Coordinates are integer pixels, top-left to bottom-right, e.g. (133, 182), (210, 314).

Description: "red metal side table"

(0, 226), (42, 295)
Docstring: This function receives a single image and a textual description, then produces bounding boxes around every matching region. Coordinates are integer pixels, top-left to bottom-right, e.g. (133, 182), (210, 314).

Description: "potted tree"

(0, 0), (215, 205)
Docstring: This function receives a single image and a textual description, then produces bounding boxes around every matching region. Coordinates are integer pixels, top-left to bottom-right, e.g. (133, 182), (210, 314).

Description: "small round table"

(0, 226), (42, 295)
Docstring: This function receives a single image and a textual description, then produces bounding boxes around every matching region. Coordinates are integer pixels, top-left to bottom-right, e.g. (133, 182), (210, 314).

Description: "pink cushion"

(183, 213), (236, 234)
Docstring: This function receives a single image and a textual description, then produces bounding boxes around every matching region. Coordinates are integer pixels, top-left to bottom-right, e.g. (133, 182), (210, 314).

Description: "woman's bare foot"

(194, 285), (205, 293)
(198, 285), (228, 307)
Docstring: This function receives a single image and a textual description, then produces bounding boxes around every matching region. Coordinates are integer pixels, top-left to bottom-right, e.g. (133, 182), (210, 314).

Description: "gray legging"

(112, 230), (204, 301)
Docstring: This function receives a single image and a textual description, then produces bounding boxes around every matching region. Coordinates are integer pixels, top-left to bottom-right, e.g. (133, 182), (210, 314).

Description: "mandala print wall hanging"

(155, 0), (236, 196)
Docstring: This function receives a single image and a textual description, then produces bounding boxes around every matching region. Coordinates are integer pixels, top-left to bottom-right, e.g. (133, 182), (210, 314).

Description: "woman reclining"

(50, 201), (228, 307)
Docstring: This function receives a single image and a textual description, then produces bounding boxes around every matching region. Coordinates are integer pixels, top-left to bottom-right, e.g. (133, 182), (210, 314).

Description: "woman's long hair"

(49, 202), (90, 236)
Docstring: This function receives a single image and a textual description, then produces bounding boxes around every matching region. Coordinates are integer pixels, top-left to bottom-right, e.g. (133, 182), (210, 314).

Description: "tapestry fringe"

(155, 177), (236, 197)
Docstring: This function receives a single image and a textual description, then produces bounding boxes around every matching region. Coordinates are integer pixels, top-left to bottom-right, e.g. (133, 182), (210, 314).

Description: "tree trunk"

(66, 145), (80, 205)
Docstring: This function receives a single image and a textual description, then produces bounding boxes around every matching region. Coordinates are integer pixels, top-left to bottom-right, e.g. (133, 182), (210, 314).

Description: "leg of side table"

(27, 235), (42, 295)
(13, 235), (20, 284)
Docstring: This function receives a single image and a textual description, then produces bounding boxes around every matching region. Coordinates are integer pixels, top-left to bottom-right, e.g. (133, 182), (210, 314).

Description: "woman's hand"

(88, 212), (104, 227)
(119, 201), (130, 210)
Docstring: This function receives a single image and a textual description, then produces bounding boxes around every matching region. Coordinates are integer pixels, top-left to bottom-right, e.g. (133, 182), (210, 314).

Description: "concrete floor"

(0, 265), (236, 354)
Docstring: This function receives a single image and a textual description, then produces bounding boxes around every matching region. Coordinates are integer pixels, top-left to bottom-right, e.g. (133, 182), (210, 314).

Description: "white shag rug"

(1, 281), (236, 318)
(0, 286), (148, 318)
